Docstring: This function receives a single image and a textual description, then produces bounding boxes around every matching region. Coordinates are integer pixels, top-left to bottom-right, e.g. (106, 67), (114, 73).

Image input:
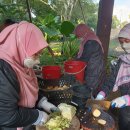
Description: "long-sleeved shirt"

(101, 59), (130, 96)
(77, 40), (105, 92)
(0, 59), (39, 129)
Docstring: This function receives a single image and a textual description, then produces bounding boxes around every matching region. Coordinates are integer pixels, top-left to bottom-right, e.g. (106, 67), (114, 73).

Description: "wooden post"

(96, 0), (115, 61)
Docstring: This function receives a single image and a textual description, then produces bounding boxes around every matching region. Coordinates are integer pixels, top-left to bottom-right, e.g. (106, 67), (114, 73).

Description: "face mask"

(121, 43), (130, 53)
(24, 57), (40, 68)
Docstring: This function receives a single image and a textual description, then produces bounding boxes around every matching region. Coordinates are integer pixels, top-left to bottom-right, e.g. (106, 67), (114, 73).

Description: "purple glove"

(95, 91), (106, 100)
(111, 95), (130, 108)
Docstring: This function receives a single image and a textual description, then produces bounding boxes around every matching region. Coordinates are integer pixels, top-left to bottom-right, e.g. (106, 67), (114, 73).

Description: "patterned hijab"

(113, 24), (130, 91)
(74, 24), (103, 58)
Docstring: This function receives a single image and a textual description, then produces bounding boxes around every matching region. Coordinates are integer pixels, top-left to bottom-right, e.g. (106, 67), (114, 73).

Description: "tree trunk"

(68, 0), (78, 20)
(96, 0), (115, 62)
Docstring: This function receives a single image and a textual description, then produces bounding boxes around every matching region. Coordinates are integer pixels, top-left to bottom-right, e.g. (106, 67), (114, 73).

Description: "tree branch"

(40, 0), (57, 11)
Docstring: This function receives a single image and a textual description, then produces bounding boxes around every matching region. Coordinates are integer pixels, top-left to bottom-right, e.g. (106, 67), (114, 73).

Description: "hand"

(33, 110), (49, 126)
(95, 91), (106, 100)
(111, 95), (130, 108)
(37, 97), (58, 113)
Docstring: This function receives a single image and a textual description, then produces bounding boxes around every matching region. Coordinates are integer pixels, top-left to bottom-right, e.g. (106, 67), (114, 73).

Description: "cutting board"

(105, 90), (121, 101)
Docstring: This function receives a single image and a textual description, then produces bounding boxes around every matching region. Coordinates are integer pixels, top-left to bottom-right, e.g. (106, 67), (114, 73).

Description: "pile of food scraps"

(45, 103), (76, 130)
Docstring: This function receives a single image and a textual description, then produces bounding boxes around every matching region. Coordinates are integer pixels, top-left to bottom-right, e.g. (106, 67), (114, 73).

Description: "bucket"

(64, 60), (86, 83)
(42, 66), (61, 79)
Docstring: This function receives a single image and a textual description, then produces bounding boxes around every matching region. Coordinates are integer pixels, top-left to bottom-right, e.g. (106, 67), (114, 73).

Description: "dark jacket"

(0, 59), (39, 129)
(101, 59), (130, 96)
(101, 59), (130, 130)
(77, 40), (105, 91)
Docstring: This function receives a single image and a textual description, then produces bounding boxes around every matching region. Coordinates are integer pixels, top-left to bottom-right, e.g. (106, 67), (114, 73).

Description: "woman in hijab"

(0, 21), (57, 130)
(96, 23), (130, 130)
(71, 24), (105, 108)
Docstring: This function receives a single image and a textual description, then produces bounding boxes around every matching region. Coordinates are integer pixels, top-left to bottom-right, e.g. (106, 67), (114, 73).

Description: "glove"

(111, 95), (130, 108)
(33, 110), (49, 126)
(37, 97), (59, 113)
(95, 91), (106, 100)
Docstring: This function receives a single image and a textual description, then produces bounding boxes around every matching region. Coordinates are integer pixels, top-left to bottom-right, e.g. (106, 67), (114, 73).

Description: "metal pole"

(26, 0), (32, 23)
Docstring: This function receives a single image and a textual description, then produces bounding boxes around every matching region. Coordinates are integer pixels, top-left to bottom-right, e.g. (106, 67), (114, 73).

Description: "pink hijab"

(113, 24), (130, 92)
(0, 21), (48, 108)
(74, 24), (103, 58)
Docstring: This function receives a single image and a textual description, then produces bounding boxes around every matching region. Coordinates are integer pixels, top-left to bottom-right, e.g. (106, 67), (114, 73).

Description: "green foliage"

(120, 21), (129, 28)
(31, 0), (56, 18)
(0, 1), (27, 22)
(72, 0), (98, 30)
(0, 0), (100, 67)
(0, 0), (57, 23)
(0, 0), (99, 31)
(42, 0), (98, 30)
(40, 37), (79, 66)
(112, 15), (130, 29)
(60, 21), (75, 37)
(87, 13), (98, 30)
(40, 48), (56, 65)
(40, 48), (66, 66)
(39, 43), (64, 66)
(35, 14), (61, 43)
(112, 15), (120, 29)
(62, 38), (79, 60)
(40, 25), (60, 37)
